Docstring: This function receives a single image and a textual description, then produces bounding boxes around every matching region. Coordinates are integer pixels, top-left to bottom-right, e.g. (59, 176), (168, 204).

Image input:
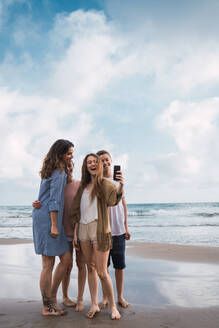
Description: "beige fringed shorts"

(78, 220), (98, 243)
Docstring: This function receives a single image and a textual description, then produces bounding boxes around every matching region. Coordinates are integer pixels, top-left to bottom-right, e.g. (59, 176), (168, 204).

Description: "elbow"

(48, 200), (60, 212)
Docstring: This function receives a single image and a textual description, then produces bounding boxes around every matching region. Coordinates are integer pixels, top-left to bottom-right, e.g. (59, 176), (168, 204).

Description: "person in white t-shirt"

(96, 150), (131, 308)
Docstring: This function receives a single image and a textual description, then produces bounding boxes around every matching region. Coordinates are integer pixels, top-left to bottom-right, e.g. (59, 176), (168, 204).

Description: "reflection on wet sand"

(1, 243), (219, 308)
(123, 256), (219, 307)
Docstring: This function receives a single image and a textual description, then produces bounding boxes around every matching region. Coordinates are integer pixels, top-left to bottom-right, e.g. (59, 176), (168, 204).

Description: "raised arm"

(104, 177), (124, 207)
(115, 170), (124, 196)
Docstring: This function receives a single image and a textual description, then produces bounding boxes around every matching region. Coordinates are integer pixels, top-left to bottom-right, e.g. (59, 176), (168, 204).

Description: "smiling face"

(67, 160), (74, 174)
(99, 153), (112, 177)
(81, 153), (103, 186)
(86, 155), (98, 177)
(62, 146), (74, 166)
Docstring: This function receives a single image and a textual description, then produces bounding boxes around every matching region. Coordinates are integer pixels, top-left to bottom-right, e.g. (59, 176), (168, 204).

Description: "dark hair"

(40, 139), (74, 179)
(81, 153), (103, 201)
(96, 150), (111, 158)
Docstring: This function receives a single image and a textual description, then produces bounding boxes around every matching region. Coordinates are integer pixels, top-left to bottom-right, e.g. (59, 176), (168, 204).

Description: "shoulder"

(52, 168), (66, 178)
(69, 179), (81, 192)
(49, 169), (66, 183)
(74, 179), (81, 187)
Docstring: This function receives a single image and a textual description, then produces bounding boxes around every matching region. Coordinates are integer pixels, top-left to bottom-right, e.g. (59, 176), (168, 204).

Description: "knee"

(42, 263), (54, 273)
(87, 263), (96, 274)
(98, 271), (108, 281)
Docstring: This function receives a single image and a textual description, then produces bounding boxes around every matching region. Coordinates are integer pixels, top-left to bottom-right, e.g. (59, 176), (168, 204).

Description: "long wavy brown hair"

(81, 153), (103, 201)
(40, 139), (74, 179)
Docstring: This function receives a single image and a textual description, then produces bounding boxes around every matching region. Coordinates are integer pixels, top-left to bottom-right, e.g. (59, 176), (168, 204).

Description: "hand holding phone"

(113, 165), (121, 181)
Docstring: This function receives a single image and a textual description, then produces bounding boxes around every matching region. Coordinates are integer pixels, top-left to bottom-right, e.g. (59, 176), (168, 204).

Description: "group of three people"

(32, 139), (130, 320)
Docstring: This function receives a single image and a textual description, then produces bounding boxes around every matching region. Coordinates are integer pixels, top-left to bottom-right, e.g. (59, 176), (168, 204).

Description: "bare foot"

(98, 300), (108, 309)
(111, 306), (121, 320)
(63, 297), (76, 307)
(42, 305), (61, 316)
(86, 304), (100, 319)
(75, 301), (85, 312)
(118, 298), (130, 308)
(51, 301), (67, 315)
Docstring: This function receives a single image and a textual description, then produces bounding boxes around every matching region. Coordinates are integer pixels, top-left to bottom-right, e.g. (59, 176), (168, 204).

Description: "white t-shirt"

(108, 178), (126, 236)
(80, 189), (98, 224)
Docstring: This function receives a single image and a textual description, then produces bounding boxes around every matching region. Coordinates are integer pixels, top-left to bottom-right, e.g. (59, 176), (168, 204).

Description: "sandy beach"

(1, 239), (219, 328)
(127, 241), (219, 264)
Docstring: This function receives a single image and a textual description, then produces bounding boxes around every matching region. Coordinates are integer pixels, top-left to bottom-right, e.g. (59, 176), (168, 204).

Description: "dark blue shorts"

(108, 233), (126, 270)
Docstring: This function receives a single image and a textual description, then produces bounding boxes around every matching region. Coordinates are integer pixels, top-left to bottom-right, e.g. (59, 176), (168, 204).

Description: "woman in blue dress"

(32, 139), (74, 316)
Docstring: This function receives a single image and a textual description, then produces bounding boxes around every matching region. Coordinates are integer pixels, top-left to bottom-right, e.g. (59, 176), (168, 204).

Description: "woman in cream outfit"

(70, 153), (124, 320)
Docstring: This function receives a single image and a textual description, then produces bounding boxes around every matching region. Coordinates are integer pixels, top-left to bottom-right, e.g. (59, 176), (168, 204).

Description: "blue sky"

(1, 0), (219, 205)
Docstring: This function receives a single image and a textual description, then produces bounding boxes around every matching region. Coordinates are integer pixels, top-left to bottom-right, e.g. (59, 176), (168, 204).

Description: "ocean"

(0, 202), (219, 246)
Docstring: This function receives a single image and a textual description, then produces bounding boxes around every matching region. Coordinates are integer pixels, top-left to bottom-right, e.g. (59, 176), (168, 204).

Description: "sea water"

(0, 202), (219, 246)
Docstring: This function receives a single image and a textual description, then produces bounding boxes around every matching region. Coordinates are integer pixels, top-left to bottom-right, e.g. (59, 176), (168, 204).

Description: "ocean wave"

(127, 211), (156, 217)
(0, 224), (32, 228)
(196, 213), (219, 218)
(127, 211), (219, 218)
(0, 216), (32, 219)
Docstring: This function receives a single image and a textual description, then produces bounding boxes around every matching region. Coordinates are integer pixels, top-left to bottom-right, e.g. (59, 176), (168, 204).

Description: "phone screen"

(113, 165), (121, 181)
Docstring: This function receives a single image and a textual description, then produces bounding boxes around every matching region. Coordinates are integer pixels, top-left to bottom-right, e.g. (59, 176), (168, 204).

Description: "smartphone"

(113, 165), (121, 181)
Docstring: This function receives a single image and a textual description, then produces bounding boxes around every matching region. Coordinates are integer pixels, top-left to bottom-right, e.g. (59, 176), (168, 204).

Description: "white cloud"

(0, 10), (125, 203)
(112, 153), (128, 171)
(122, 97), (219, 202)
(156, 97), (219, 185)
(0, 86), (106, 180)
(47, 10), (122, 102)
(1, 4), (219, 204)
(154, 42), (219, 94)
(107, 40), (219, 98)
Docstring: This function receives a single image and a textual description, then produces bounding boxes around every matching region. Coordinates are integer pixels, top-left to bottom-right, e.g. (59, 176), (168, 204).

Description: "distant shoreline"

(0, 201), (219, 206)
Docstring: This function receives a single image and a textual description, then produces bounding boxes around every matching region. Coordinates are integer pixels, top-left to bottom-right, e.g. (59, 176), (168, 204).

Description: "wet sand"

(127, 241), (219, 264)
(1, 300), (219, 328)
(1, 239), (219, 328)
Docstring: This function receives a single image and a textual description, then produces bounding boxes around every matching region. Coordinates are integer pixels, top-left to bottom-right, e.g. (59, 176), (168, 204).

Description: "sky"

(0, 0), (219, 205)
